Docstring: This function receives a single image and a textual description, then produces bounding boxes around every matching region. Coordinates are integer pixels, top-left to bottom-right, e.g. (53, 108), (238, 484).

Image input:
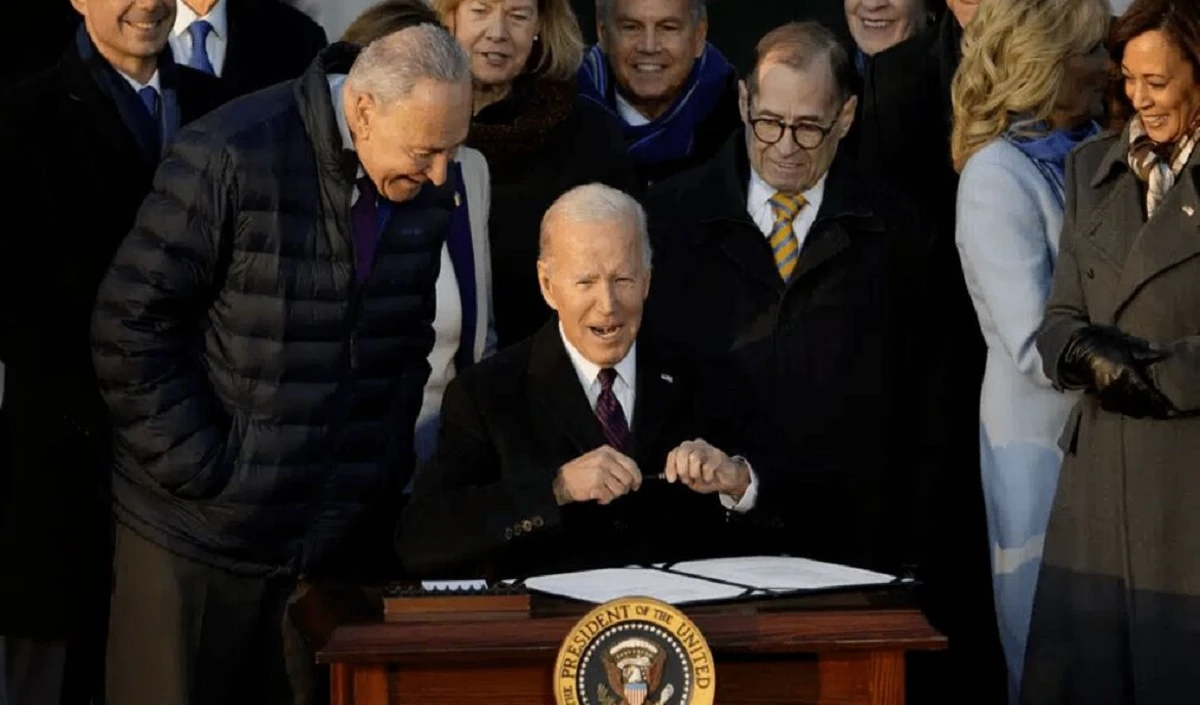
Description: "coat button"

(504, 527), (513, 540)
(521, 519), (534, 532)
(1086, 267), (1095, 279)
(513, 524), (523, 536)
(532, 516), (544, 528)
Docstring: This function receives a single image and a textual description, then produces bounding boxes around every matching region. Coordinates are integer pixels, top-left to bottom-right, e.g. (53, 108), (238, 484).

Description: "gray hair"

(747, 21), (855, 105)
(597, 0), (706, 24)
(539, 183), (653, 269)
(345, 23), (470, 108)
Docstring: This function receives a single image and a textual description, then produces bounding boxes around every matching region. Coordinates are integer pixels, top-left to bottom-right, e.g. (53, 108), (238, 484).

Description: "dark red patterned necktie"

(596, 368), (631, 453)
(351, 176), (379, 283)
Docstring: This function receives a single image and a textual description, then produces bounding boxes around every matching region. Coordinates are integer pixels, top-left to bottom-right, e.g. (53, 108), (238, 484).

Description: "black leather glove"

(1059, 325), (1175, 419)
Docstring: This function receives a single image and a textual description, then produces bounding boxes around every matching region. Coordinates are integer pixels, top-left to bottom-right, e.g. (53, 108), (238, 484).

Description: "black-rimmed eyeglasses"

(749, 108), (842, 150)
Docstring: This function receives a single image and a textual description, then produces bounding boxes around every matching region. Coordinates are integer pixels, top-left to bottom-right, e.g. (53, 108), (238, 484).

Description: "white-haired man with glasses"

(644, 21), (935, 578)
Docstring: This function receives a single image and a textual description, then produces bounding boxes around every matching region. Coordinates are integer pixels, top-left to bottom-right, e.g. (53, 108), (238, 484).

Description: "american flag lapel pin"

(1184, 204), (1195, 217)
(454, 192), (462, 207)
(661, 373), (674, 384)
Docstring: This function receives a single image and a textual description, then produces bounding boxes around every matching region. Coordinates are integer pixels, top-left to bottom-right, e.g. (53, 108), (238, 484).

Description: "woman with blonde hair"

(430, 0), (637, 348)
(949, 0), (1109, 699)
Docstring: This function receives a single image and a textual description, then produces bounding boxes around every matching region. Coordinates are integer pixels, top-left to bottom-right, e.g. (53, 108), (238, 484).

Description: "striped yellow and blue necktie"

(768, 192), (807, 281)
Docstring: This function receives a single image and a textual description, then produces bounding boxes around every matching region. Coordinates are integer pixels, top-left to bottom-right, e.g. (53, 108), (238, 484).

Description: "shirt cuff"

(719, 460), (758, 513)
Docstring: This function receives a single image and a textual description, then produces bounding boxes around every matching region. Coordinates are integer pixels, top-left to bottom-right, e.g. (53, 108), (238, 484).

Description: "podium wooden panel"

(304, 587), (945, 705)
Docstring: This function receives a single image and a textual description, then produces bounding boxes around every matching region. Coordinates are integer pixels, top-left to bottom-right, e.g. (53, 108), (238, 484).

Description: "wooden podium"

(301, 586), (945, 705)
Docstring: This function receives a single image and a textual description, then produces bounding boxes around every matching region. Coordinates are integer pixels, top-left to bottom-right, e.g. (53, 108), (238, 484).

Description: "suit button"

(513, 525), (523, 536)
(532, 516), (544, 528)
(1086, 267), (1095, 279)
(504, 527), (513, 540)
(521, 519), (534, 532)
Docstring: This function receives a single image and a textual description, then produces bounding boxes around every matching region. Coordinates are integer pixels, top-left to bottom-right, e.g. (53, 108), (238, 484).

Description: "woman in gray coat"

(1023, 0), (1200, 701)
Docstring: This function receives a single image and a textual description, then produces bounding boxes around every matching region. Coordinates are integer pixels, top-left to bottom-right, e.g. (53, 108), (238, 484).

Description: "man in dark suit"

(644, 21), (933, 576)
(0, 1), (222, 703)
(399, 183), (756, 578)
(168, 0), (327, 99)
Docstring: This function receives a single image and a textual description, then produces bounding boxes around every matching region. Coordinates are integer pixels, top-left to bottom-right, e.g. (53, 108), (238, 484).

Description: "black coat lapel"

(630, 343), (683, 464)
(219, 0), (250, 94)
(59, 43), (154, 171)
(527, 322), (608, 454)
(693, 137), (786, 295)
(793, 155), (882, 284)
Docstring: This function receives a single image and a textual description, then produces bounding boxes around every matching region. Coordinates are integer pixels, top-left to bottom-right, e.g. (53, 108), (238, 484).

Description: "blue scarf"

(1005, 121), (1100, 202)
(578, 42), (734, 166)
(75, 24), (181, 162)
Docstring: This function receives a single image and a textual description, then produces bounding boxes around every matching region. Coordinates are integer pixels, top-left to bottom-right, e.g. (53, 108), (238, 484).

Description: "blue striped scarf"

(578, 42), (734, 166)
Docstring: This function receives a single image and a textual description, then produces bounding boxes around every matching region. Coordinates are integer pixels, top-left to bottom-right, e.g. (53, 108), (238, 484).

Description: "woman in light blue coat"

(948, 0), (1110, 699)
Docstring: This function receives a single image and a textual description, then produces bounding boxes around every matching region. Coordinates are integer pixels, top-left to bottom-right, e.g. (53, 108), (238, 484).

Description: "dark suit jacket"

(219, 0), (327, 99)
(398, 321), (744, 578)
(644, 136), (936, 574)
(0, 42), (222, 637)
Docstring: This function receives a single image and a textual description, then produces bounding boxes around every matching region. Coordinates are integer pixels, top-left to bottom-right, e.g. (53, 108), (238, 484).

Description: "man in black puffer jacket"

(91, 26), (472, 705)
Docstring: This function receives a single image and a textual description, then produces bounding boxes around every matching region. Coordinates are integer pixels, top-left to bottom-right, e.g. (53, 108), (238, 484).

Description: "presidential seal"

(554, 597), (715, 705)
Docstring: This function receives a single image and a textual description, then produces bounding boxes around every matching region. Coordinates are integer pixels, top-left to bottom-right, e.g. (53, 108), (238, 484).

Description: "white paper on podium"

(668, 556), (895, 592)
(524, 567), (747, 605)
(420, 579), (489, 592)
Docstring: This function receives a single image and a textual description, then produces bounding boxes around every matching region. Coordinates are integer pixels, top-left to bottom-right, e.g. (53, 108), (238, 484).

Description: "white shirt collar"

(327, 73), (355, 154)
(558, 322), (638, 395)
(117, 69), (161, 94)
(748, 166), (828, 215)
(615, 92), (652, 127)
(173, 0), (228, 39)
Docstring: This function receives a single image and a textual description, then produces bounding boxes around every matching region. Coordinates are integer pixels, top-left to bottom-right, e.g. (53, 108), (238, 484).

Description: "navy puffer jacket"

(91, 44), (450, 577)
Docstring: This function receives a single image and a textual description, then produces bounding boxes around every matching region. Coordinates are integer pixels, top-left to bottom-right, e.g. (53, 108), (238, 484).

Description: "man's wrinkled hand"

(664, 439), (750, 498)
(553, 445), (643, 506)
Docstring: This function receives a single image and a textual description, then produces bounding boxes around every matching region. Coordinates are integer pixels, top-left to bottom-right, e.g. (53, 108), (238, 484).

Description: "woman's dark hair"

(1106, 0), (1200, 127)
(341, 0), (443, 47)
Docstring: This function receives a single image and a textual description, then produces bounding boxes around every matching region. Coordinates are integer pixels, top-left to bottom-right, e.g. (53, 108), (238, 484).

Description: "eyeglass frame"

(747, 101), (847, 150)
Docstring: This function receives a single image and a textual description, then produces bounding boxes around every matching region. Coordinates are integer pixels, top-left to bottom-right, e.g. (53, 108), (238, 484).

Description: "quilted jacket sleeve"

(91, 129), (236, 497)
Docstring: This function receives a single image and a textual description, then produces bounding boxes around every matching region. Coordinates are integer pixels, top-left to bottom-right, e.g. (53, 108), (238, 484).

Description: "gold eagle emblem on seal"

(554, 597), (715, 705)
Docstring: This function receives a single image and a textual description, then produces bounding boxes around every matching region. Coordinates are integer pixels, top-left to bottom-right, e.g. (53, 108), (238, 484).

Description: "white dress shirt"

(559, 324), (637, 426)
(615, 92), (652, 127)
(117, 70), (162, 94)
(327, 73), (372, 205)
(170, 0), (229, 76)
(747, 167), (827, 249)
(557, 325), (756, 512)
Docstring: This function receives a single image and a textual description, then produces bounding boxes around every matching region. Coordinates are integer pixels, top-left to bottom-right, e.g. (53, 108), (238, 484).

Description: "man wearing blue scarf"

(578, 0), (740, 185)
(0, 1), (221, 703)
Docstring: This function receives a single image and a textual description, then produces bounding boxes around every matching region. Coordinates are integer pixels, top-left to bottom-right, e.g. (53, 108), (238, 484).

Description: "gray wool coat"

(1023, 128), (1200, 705)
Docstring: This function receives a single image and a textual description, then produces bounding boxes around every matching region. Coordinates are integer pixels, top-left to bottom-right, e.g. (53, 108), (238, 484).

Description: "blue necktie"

(187, 20), (215, 75)
(137, 86), (160, 120)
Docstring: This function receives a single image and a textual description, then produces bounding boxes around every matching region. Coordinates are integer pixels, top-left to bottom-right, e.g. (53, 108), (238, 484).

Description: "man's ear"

(837, 94), (858, 138)
(738, 80), (750, 124)
(351, 91), (377, 141)
(693, 18), (708, 59)
(537, 259), (559, 311)
(70, 0), (86, 15)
